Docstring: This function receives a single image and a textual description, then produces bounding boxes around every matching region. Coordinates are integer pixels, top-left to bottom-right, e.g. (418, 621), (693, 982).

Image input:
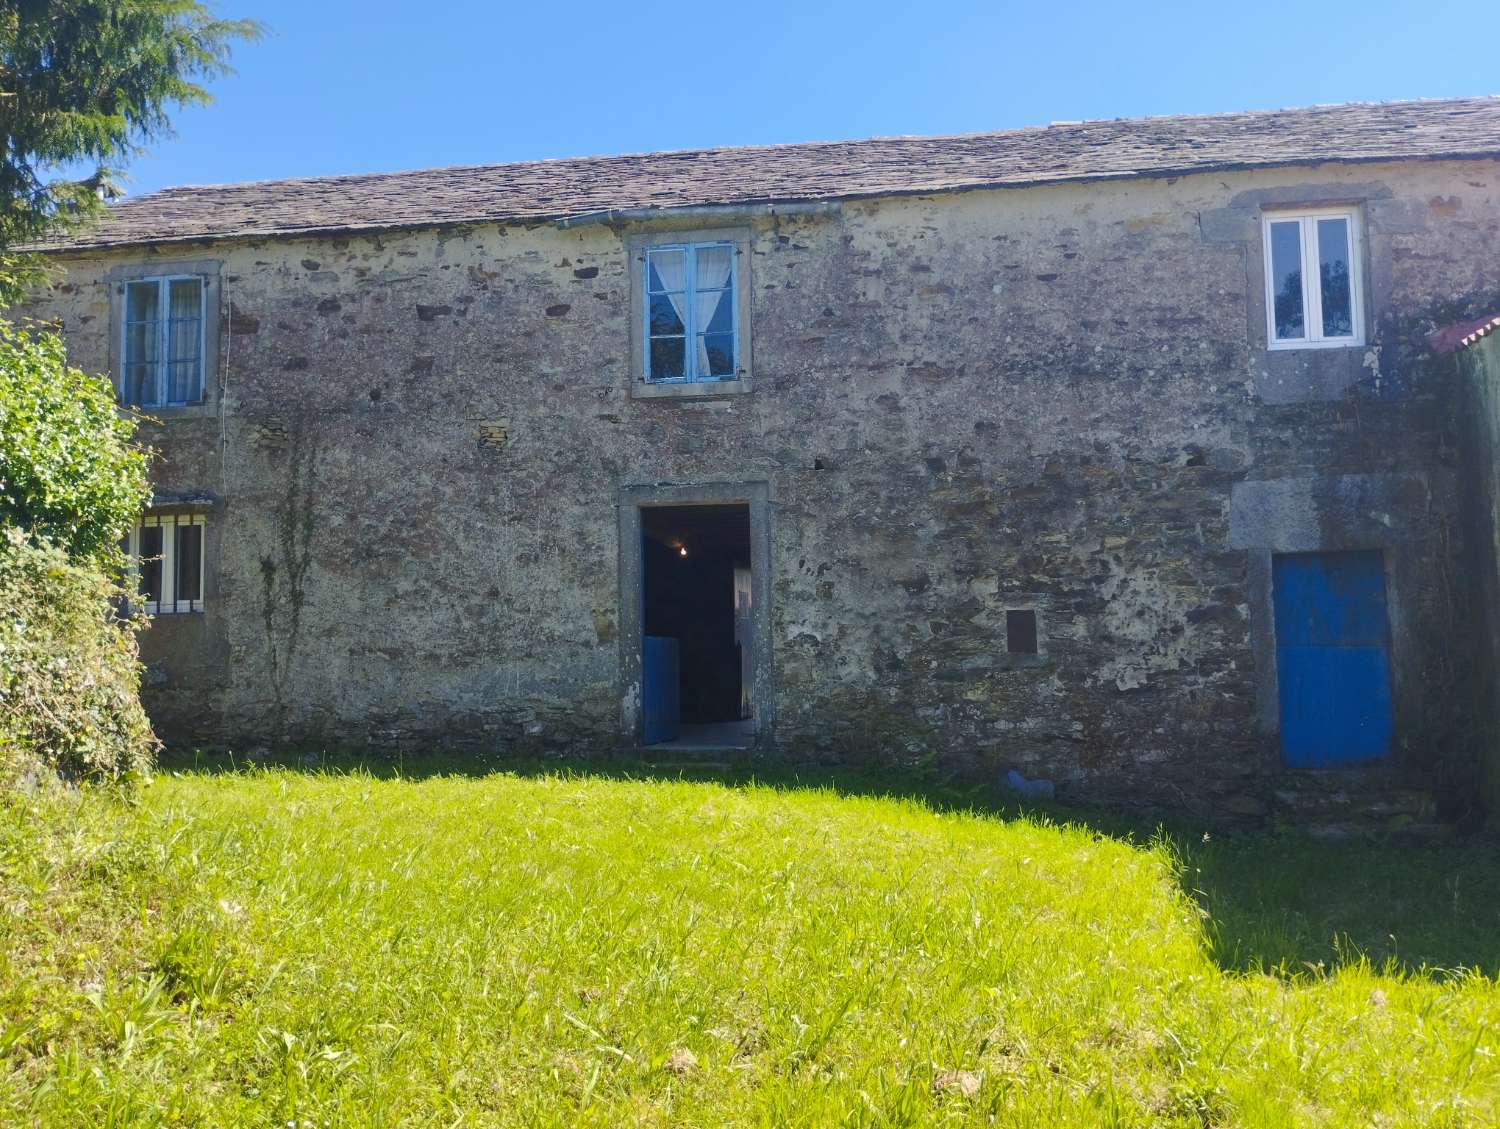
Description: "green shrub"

(0, 318), (149, 565)
(0, 526), (157, 784)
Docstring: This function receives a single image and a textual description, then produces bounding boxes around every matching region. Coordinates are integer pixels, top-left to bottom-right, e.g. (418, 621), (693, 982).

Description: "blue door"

(1273, 551), (1393, 767)
(642, 635), (681, 744)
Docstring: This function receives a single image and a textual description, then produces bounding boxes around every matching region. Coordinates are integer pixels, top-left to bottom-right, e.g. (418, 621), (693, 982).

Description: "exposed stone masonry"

(21, 154), (1500, 821)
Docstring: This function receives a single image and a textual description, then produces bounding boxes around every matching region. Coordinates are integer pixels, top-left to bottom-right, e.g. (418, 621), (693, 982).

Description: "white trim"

(125, 513), (206, 615)
(1262, 206), (1366, 350)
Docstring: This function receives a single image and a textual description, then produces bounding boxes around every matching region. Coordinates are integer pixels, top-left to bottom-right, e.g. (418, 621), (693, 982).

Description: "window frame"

(120, 274), (208, 407)
(642, 240), (740, 385)
(626, 226), (753, 399)
(124, 513), (206, 615)
(1261, 206), (1366, 351)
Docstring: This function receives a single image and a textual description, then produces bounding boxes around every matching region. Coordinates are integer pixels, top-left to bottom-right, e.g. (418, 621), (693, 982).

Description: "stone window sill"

(1263, 341), (1365, 355)
(630, 378), (752, 401)
(120, 401), (218, 421)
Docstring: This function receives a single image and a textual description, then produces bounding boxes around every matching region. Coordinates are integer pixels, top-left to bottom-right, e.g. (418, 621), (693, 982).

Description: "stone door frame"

(616, 480), (774, 746)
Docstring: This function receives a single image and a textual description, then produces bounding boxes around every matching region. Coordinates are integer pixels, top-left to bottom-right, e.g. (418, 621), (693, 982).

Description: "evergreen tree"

(0, 1), (258, 275)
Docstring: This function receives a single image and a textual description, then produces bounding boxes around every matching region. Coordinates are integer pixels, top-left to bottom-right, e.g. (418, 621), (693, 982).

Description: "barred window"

(122, 514), (205, 614)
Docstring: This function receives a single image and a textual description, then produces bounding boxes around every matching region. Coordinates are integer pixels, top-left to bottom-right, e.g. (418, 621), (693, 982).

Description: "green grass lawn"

(3, 761), (1499, 1126)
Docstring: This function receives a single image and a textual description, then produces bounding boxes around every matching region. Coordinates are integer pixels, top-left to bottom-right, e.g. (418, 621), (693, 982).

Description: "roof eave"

(33, 148), (1500, 256)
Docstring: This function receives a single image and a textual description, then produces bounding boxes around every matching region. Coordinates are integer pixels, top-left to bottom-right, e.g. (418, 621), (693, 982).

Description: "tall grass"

(2, 767), (1497, 1126)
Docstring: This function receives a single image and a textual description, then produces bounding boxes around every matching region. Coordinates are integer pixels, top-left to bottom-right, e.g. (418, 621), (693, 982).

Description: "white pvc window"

(122, 275), (206, 406)
(1263, 208), (1365, 349)
(123, 514), (205, 614)
(644, 242), (738, 383)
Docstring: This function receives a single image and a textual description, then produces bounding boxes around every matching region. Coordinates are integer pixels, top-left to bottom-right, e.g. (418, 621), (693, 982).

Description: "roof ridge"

(1052, 94), (1500, 128)
(120, 94), (1500, 202)
(40, 95), (1500, 252)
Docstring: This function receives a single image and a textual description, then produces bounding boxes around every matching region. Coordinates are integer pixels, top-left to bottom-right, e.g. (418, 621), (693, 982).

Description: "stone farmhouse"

(22, 96), (1500, 820)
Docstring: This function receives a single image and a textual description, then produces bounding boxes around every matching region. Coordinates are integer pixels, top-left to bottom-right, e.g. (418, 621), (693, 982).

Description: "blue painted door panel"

(1273, 552), (1390, 647)
(1273, 551), (1393, 767)
(642, 635), (680, 745)
(1276, 646), (1393, 766)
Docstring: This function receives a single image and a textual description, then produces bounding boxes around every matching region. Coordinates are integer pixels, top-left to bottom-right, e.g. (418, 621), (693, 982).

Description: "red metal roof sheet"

(1431, 313), (1500, 355)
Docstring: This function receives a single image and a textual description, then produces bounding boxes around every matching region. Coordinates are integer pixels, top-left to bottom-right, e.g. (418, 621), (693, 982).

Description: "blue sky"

(117, 0), (1497, 197)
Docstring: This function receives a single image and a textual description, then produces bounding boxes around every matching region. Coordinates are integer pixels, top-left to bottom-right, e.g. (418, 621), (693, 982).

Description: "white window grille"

(123, 513), (206, 614)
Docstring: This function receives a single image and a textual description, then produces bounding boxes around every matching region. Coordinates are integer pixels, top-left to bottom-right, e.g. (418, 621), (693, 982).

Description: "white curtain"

(648, 249), (688, 378)
(167, 278), (202, 402)
(649, 248), (688, 332)
(694, 245), (734, 376)
(124, 281), (160, 405)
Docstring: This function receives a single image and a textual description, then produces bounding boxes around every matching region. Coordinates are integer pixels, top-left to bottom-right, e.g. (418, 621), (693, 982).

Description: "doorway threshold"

(646, 719), (755, 752)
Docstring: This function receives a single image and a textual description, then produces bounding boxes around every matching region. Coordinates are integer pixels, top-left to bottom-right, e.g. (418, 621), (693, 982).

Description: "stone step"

(1269, 779), (1445, 837)
(1301, 817), (1454, 841)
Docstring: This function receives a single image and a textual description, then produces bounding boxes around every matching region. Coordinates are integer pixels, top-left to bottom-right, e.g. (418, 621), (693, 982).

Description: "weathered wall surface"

(1458, 334), (1500, 814)
(23, 158), (1500, 817)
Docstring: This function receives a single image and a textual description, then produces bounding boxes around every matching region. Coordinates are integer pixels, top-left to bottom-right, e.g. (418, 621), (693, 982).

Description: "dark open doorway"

(641, 503), (754, 747)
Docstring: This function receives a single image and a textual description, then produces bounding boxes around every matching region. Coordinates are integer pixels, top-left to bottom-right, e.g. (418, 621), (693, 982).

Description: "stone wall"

(23, 157), (1500, 818)
(1458, 333), (1500, 814)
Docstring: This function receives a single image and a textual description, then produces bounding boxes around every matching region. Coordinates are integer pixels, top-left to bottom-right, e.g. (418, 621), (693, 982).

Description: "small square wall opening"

(1006, 609), (1038, 655)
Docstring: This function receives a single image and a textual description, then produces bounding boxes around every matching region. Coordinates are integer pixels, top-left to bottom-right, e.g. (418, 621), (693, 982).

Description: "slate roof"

(41, 96), (1500, 251)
